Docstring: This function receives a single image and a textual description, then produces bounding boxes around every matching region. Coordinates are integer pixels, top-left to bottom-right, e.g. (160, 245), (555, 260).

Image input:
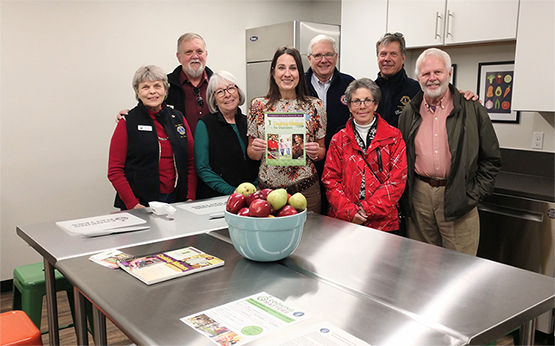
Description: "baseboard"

(1, 279), (13, 293)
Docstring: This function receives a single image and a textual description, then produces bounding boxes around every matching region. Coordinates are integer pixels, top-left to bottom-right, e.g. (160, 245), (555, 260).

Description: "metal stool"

(12, 263), (76, 334)
(0, 310), (43, 346)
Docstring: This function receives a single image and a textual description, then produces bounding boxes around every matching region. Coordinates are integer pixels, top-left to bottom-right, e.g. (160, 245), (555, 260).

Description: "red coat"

(322, 115), (407, 231)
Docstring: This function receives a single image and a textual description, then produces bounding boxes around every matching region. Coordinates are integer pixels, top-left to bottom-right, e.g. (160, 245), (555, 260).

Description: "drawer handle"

(478, 203), (543, 222)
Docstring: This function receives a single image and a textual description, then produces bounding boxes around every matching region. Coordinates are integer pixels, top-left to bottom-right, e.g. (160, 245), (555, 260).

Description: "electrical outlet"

(532, 132), (544, 150)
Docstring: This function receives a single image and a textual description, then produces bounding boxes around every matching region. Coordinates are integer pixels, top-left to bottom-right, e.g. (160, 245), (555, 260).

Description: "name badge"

(138, 125), (152, 131)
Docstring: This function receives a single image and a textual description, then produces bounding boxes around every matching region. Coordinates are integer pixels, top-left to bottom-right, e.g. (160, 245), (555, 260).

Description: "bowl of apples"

(224, 182), (308, 262)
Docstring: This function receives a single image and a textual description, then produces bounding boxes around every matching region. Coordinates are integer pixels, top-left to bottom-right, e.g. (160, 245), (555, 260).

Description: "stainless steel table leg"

(92, 305), (107, 346)
(520, 319), (537, 346)
(44, 258), (60, 346)
(74, 289), (89, 346)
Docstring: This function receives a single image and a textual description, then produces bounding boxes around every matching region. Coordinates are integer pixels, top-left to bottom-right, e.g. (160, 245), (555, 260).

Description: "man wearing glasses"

(306, 34), (355, 148)
(305, 34), (355, 215)
(167, 32), (213, 135)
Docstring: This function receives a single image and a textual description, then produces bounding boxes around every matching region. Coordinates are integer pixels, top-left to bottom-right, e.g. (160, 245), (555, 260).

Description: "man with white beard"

(398, 48), (502, 256)
(166, 33), (213, 135)
(118, 33), (213, 135)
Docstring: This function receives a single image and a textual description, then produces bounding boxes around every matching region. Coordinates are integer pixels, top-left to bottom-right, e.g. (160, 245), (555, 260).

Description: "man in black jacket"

(305, 34), (355, 215)
(166, 32), (213, 135)
(118, 33), (213, 136)
(374, 33), (421, 129)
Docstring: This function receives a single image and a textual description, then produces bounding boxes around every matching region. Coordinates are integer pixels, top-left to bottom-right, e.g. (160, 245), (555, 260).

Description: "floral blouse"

(247, 97), (327, 188)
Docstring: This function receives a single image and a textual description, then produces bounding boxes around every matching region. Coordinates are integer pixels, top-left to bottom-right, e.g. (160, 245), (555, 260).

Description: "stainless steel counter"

(17, 199), (555, 346)
(16, 197), (228, 345)
(56, 234), (462, 346)
(212, 213), (554, 346)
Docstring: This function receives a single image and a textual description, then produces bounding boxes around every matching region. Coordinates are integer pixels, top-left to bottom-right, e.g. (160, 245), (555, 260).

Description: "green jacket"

(398, 85), (502, 221)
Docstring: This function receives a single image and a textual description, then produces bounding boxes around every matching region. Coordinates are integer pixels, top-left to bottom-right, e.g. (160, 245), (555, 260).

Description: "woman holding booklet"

(246, 46), (327, 213)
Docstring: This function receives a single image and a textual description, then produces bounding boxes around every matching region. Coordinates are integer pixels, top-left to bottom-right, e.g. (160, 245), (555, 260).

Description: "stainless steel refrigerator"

(246, 21), (341, 103)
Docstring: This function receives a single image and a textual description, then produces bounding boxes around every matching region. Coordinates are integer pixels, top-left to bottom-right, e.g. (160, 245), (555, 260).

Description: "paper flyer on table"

(264, 112), (306, 166)
(56, 213), (146, 235)
(266, 322), (371, 346)
(181, 292), (311, 346)
(178, 196), (227, 215)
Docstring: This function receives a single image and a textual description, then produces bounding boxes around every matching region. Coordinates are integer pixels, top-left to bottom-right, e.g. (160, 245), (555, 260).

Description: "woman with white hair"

(108, 65), (197, 210)
(194, 71), (259, 198)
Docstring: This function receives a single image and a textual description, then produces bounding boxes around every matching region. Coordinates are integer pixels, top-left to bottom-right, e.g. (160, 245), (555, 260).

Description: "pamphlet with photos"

(265, 112), (306, 166)
(89, 249), (134, 269)
(118, 246), (224, 285)
(181, 292), (311, 346)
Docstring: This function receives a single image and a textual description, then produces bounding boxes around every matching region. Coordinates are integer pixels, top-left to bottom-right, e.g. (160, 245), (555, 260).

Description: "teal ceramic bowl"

(224, 209), (307, 262)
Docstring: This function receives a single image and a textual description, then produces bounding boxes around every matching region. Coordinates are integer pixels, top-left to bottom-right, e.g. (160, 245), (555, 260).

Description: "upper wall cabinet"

(512, 0), (555, 112)
(387, 0), (519, 48)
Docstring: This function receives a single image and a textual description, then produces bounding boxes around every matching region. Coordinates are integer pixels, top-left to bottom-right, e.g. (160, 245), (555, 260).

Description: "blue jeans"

(159, 191), (176, 204)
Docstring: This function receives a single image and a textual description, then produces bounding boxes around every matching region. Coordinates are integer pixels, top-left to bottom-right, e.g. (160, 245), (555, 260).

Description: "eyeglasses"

(214, 85), (238, 98)
(310, 52), (336, 61)
(350, 98), (376, 107)
(382, 32), (404, 39)
(193, 87), (204, 107)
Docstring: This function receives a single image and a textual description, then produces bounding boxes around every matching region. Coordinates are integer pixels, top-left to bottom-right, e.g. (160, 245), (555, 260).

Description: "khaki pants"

(303, 182), (321, 214)
(407, 178), (480, 255)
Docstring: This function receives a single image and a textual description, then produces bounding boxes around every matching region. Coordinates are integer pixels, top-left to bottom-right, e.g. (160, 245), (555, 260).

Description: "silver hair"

(206, 71), (246, 114)
(345, 78), (382, 103)
(307, 34), (337, 55)
(132, 65), (169, 101)
(177, 32), (207, 53)
(414, 48), (452, 77)
(375, 32), (407, 57)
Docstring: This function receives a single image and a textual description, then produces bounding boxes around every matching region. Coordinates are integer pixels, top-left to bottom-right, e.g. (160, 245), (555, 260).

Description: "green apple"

(235, 182), (257, 197)
(288, 192), (307, 211)
(266, 188), (288, 211)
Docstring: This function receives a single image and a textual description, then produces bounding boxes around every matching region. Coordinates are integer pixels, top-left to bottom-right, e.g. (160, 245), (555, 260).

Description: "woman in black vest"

(108, 65), (197, 210)
(194, 71), (259, 199)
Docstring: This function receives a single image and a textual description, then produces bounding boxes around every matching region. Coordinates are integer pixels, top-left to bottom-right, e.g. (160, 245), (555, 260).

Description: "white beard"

(422, 80), (448, 99)
(185, 61), (204, 78)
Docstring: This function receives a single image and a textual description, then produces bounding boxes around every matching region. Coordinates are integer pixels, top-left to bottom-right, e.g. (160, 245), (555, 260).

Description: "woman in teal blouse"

(194, 71), (259, 199)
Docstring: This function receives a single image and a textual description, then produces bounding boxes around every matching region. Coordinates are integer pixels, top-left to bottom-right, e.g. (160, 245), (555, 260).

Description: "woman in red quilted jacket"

(322, 78), (407, 233)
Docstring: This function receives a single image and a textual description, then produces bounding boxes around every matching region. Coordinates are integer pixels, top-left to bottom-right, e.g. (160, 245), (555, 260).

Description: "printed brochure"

(89, 249), (134, 269)
(118, 246), (224, 285)
(181, 292), (311, 346)
(265, 112), (306, 166)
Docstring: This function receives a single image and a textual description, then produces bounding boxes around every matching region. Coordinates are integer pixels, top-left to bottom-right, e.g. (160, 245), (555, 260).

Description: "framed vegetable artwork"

(477, 61), (519, 123)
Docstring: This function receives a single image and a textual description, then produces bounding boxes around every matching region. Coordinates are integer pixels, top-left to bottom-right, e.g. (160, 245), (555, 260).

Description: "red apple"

(237, 207), (250, 216)
(246, 190), (265, 206)
(287, 193), (291, 202)
(277, 205), (298, 217)
(249, 199), (272, 217)
(226, 193), (246, 214)
(259, 188), (273, 199)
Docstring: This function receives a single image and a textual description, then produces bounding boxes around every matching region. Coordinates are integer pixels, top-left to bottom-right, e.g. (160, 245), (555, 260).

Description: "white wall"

(0, 0), (341, 281)
(405, 43), (555, 153)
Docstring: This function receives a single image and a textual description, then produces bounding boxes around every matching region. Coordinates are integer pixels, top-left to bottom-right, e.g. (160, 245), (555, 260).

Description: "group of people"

(108, 31), (502, 256)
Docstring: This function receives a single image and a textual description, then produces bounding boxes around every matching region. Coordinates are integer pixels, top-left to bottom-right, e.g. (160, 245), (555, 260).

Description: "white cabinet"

(387, 0), (519, 48)
(512, 0), (555, 112)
